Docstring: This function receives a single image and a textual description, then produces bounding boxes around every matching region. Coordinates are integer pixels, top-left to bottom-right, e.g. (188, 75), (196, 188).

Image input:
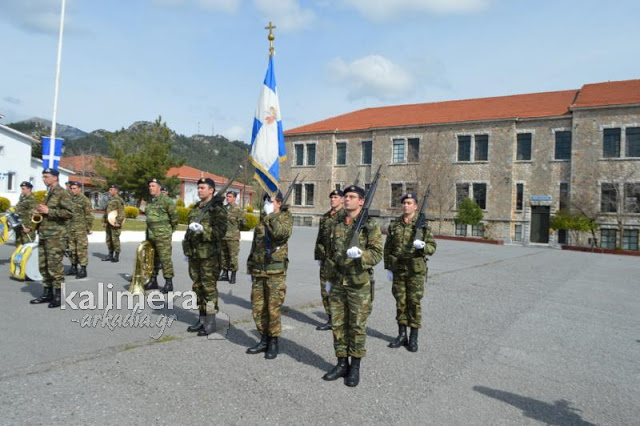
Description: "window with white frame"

(622, 230), (639, 250)
(361, 140), (372, 165)
(600, 229), (617, 249)
(390, 182), (417, 207)
(517, 133), (532, 161)
(457, 134), (489, 162)
(625, 183), (640, 213)
(7, 172), (16, 191)
(554, 130), (572, 160)
(601, 183), (617, 213)
(392, 137), (419, 164)
(514, 224), (523, 242)
(293, 142), (316, 166)
(627, 127), (640, 157)
(472, 223), (484, 237)
(336, 142), (347, 165)
(603, 128), (621, 158)
(516, 183), (524, 211)
(293, 183), (315, 206)
(455, 222), (467, 236)
(456, 182), (487, 209)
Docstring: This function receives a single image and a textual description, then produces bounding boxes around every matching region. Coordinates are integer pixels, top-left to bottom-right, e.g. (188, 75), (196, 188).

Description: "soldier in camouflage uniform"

(29, 168), (74, 308)
(15, 181), (37, 245)
(322, 185), (382, 387)
(66, 181), (94, 278)
(102, 184), (125, 262)
(144, 178), (178, 294)
(313, 189), (344, 331)
(246, 192), (293, 360)
(219, 191), (246, 284)
(384, 193), (437, 353)
(183, 178), (227, 336)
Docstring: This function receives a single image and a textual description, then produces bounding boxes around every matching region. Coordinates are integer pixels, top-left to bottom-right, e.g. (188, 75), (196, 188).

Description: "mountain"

(13, 117), (88, 140)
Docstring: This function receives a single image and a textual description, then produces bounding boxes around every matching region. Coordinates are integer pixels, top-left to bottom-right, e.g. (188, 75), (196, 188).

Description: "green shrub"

(124, 206), (139, 219)
(177, 206), (191, 225)
(176, 199), (185, 207)
(187, 202), (196, 209)
(33, 190), (47, 203)
(0, 196), (10, 212)
(456, 198), (483, 226)
(245, 205), (254, 213)
(244, 213), (259, 230)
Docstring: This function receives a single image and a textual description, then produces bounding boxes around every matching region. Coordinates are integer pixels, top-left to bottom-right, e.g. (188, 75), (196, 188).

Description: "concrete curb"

(87, 230), (255, 243)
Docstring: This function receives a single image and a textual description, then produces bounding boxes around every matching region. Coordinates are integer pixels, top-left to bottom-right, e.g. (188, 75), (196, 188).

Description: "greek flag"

(249, 55), (286, 195)
(42, 137), (64, 170)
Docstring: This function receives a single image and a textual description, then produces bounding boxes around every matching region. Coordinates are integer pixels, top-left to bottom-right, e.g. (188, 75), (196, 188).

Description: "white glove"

(413, 239), (426, 249)
(263, 201), (274, 215)
(325, 281), (332, 293)
(316, 260), (322, 266)
(346, 246), (363, 259)
(188, 222), (204, 232)
(246, 274), (253, 283)
(386, 270), (393, 281)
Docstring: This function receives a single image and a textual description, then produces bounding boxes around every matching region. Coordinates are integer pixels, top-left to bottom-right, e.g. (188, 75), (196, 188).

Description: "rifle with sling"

(264, 173), (300, 262)
(194, 165), (244, 224)
(412, 184), (431, 241)
(348, 165), (382, 249)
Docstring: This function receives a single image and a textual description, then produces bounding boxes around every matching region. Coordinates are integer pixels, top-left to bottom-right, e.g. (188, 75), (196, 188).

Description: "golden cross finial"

(265, 21), (276, 56)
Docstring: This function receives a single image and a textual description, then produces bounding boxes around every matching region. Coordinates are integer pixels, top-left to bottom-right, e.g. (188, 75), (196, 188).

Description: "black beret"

(108, 183), (119, 190)
(68, 181), (81, 187)
(20, 181), (33, 189)
(401, 192), (418, 203)
(42, 167), (59, 177)
(329, 189), (344, 197)
(343, 185), (365, 198)
(226, 190), (237, 196)
(263, 191), (284, 202)
(148, 178), (162, 185)
(197, 177), (215, 188)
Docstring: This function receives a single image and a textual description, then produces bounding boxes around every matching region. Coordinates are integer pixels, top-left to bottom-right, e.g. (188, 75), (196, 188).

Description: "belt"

(147, 219), (171, 227)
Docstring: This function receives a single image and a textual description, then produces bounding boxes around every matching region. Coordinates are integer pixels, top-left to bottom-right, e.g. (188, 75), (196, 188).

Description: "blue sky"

(2, 0), (639, 143)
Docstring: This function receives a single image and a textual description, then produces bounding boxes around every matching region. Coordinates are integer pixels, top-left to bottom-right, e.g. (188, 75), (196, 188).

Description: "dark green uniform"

(15, 193), (37, 245)
(221, 203), (246, 273)
(183, 200), (227, 314)
(68, 193), (93, 267)
(247, 210), (293, 337)
(146, 193), (178, 278)
(384, 215), (436, 329)
(314, 208), (342, 318)
(103, 194), (125, 253)
(38, 184), (73, 289)
(325, 211), (383, 358)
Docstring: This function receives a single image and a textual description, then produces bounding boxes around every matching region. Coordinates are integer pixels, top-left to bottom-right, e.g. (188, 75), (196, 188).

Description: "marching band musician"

(102, 184), (125, 262)
(66, 181), (93, 279)
(15, 181), (37, 245)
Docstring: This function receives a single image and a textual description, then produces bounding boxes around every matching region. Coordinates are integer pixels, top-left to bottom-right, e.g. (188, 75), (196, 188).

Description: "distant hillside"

(8, 118), (254, 183)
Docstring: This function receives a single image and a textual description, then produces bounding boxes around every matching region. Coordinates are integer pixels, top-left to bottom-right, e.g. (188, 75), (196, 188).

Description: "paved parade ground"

(0, 227), (638, 425)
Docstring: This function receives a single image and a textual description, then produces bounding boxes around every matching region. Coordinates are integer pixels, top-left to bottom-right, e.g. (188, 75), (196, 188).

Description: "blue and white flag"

(42, 137), (64, 170)
(249, 55), (286, 196)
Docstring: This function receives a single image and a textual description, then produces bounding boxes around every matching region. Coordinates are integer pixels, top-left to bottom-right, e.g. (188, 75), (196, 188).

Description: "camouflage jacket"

(247, 210), (293, 276)
(15, 193), (37, 227)
(314, 208), (342, 261)
(38, 184), (73, 238)
(325, 210), (383, 286)
(223, 203), (246, 240)
(383, 215), (436, 274)
(103, 195), (125, 227)
(145, 194), (178, 240)
(183, 200), (227, 259)
(69, 193), (93, 233)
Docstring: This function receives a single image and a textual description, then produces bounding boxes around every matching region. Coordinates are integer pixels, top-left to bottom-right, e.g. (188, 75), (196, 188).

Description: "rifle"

(413, 184), (431, 240)
(212, 165), (244, 206)
(352, 171), (361, 187)
(264, 173), (299, 261)
(348, 165), (382, 249)
(280, 173), (300, 210)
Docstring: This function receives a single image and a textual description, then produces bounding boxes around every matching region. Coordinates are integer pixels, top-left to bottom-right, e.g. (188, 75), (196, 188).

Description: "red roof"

(571, 79), (640, 109)
(167, 165), (253, 192)
(60, 155), (113, 173)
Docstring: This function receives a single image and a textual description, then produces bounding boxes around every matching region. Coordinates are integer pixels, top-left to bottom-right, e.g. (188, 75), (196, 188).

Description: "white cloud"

(343, 0), (491, 20)
(153, 0), (240, 13)
(1, 0), (67, 34)
(327, 55), (415, 101)
(254, 0), (315, 32)
(222, 125), (247, 141)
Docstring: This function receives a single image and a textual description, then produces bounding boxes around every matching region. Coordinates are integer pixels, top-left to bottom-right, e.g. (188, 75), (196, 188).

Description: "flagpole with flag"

(248, 22), (287, 197)
(42, 0), (66, 170)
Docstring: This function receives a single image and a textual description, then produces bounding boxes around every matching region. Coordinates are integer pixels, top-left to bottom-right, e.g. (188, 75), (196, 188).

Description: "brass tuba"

(129, 240), (155, 294)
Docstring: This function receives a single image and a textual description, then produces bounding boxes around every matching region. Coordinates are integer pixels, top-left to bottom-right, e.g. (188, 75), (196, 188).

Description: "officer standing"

(322, 185), (382, 387)
(67, 181), (93, 278)
(313, 189), (344, 331)
(246, 192), (293, 360)
(183, 178), (227, 336)
(384, 192), (436, 352)
(29, 168), (73, 308)
(219, 191), (246, 284)
(144, 178), (178, 293)
(102, 184), (125, 262)
(15, 181), (37, 245)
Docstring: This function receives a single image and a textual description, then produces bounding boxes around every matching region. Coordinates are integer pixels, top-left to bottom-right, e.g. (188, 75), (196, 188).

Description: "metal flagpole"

(50, 0), (67, 142)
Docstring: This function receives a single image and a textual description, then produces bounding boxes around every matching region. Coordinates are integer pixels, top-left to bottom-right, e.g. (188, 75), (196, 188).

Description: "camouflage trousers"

(319, 263), (331, 317)
(391, 270), (426, 328)
(220, 239), (240, 271)
(15, 229), (36, 246)
(105, 225), (121, 253)
(251, 274), (286, 337)
(38, 236), (65, 289)
(189, 256), (221, 314)
(68, 230), (89, 266)
(149, 236), (174, 278)
(329, 280), (372, 358)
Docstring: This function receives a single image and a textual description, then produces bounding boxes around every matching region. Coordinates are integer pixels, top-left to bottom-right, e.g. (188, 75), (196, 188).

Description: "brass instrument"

(129, 240), (155, 294)
(31, 213), (43, 224)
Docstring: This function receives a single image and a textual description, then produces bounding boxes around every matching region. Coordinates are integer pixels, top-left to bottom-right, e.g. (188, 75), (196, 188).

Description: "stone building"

(282, 79), (640, 249)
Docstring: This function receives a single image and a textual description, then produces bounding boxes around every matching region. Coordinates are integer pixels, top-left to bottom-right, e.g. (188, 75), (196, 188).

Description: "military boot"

(316, 316), (332, 331)
(76, 265), (87, 279)
(111, 252), (120, 263)
(323, 357), (349, 381)
(161, 278), (174, 294)
(187, 310), (206, 332)
(30, 287), (53, 304)
(102, 252), (114, 261)
(246, 334), (269, 354)
(48, 288), (62, 308)
(388, 325), (408, 348)
(219, 269), (229, 282)
(345, 357), (361, 387)
(198, 314), (216, 336)
(66, 264), (78, 276)
(144, 276), (159, 291)
(407, 328), (419, 352)
(265, 337), (279, 359)
(229, 271), (236, 284)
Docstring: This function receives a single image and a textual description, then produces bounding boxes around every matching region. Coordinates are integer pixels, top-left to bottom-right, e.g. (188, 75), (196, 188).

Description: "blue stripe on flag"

(263, 56), (276, 92)
(41, 137), (64, 170)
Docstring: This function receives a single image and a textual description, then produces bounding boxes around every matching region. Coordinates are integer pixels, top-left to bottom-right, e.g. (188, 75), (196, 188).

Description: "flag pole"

(50, 0), (67, 141)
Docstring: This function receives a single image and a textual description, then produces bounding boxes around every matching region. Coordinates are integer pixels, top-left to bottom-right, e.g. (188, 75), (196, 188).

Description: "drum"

(10, 243), (43, 281)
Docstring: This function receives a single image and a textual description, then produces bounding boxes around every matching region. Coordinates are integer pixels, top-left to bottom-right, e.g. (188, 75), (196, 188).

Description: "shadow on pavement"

(366, 326), (395, 343)
(282, 306), (324, 328)
(219, 289), (252, 311)
(473, 386), (596, 426)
